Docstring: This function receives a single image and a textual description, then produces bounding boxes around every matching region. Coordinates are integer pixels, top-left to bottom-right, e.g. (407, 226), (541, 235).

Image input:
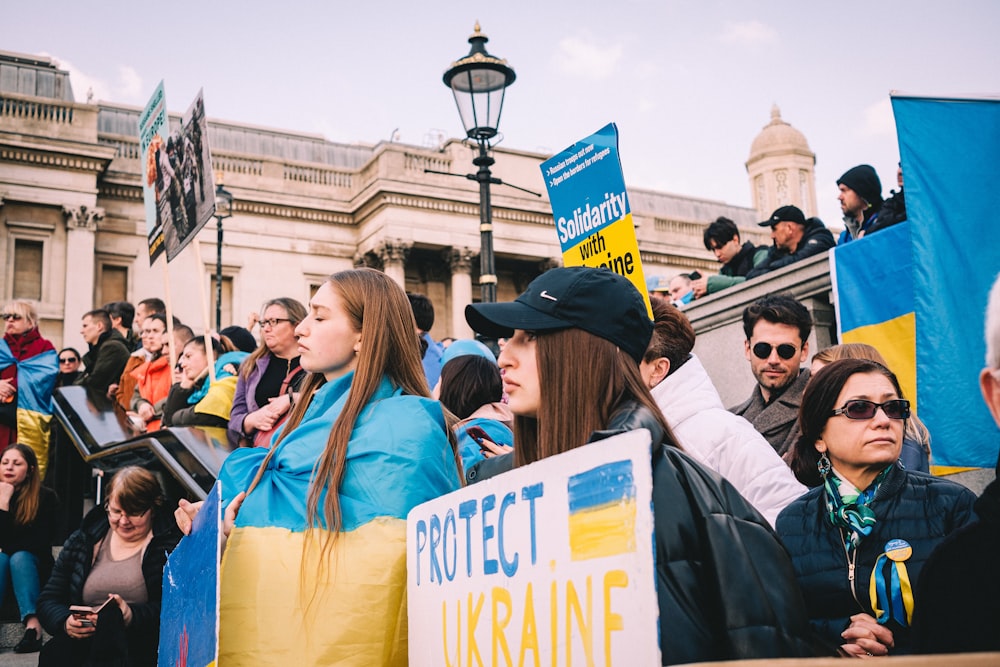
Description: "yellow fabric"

(16, 409), (51, 479)
(219, 518), (409, 666)
(842, 312), (916, 412)
(193, 376), (238, 421)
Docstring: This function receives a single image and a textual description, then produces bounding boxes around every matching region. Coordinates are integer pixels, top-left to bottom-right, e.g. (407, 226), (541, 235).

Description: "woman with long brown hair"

(193, 268), (462, 665)
(465, 266), (820, 664)
(0, 443), (58, 653)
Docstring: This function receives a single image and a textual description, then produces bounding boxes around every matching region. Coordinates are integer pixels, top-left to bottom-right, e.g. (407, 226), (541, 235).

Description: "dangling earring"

(817, 452), (832, 477)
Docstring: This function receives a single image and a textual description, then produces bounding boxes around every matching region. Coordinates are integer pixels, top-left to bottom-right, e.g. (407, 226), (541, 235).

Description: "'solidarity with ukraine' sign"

(540, 123), (652, 316)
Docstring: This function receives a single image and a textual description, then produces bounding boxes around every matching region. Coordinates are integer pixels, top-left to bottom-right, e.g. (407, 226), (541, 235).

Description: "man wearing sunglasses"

(745, 205), (835, 280)
(731, 294), (813, 456)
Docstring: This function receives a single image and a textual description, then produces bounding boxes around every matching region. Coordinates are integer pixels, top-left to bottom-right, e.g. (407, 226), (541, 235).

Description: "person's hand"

(841, 613), (894, 657)
(0, 481), (15, 510)
(174, 499), (204, 536)
(245, 397), (288, 433)
(106, 383), (119, 399)
(109, 593), (133, 626)
(690, 276), (709, 298)
(479, 438), (513, 459)
(246, 312), (260, 330)
(136, 402), (155, 422)
(65, 611), (97, 639)
(0, 378), (16, 401)
(223, 491), (246, 538)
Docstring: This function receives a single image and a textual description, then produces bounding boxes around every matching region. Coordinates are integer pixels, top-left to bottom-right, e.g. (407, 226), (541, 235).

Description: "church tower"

(745, 105), (817, 220)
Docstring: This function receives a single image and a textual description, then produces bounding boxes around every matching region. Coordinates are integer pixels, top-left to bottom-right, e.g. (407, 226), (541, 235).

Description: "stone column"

(447, 247), (476, 340)
(376, 239), (411, 290)
(62, 205), (103, 346)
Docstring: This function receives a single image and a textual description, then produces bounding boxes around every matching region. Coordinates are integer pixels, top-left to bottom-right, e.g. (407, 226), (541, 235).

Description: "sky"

(6, 1), (1000, 228)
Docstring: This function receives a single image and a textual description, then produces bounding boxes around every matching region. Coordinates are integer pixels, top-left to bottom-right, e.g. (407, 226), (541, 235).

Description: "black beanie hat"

(837, 165), (883, 206)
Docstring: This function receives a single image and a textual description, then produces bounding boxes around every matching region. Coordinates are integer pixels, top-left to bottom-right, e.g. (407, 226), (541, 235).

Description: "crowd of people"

(0, 251), (998, 664)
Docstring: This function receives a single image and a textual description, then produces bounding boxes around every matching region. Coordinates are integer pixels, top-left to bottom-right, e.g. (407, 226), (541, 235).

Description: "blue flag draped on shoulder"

(834, 95), (1000, 469)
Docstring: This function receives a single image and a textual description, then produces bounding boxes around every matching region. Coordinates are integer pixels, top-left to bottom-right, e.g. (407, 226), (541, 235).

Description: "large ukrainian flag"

(834, 95), (1000, 469)
(216, 373), (461, 666)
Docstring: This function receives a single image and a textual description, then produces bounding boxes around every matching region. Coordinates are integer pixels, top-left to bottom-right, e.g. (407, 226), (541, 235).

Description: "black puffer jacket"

(776, 463), (976, 654)
(596, 402), (823, 664)
(37, 505), (180, 666)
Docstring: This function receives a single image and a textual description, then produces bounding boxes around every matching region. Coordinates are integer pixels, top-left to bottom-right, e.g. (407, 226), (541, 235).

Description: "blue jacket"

(776, 463), (976, 654)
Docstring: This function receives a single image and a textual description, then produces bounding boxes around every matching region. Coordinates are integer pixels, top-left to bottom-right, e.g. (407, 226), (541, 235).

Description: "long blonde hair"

(244, 269), (459, 571)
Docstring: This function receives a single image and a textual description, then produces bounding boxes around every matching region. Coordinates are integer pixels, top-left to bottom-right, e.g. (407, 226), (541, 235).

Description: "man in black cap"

(745, 205), (835, 280)
(837, 164), (883, 243)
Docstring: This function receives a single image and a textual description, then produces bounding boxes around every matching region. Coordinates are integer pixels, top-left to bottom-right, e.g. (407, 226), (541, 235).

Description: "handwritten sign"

(540, 124), (652, 317)
(407, 431), (660, 666)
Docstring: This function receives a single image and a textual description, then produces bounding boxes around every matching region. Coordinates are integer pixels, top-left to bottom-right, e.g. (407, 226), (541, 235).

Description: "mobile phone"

(689, 271), (702, 280)
(70, 597), (113, 618)
(466, 426), (508, 453)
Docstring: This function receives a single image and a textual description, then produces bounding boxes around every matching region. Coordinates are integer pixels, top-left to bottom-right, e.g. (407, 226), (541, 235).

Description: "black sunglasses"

(832, 399), (911, 420)
(751, 342), (798, 360)
(59, 357), (79, 363)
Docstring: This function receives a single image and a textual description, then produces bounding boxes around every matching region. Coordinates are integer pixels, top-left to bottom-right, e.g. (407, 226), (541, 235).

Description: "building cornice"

(0, 144), (113, 174)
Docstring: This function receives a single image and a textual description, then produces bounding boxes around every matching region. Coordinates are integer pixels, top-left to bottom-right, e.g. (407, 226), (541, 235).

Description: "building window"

(13, 239), (43, 301)
(99, 265), (128, 305)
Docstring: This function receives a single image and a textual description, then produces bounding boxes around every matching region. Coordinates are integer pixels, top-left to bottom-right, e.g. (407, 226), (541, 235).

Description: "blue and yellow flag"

(216, 372), (461, 666)
(834, 95), (1000, 469)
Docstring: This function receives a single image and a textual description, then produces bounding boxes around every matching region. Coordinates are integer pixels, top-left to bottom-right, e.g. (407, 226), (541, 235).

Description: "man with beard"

(730, 294), (812, 456)
(836, 164), (884, 244)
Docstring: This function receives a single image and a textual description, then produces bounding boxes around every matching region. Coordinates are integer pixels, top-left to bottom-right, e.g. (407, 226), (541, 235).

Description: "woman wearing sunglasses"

(777, 358), (977, 656)
(0, 301), (58, 474)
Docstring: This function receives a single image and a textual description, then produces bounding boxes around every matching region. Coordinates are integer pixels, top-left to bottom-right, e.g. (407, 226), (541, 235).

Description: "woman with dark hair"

(438, 351), (513, 474)
(777, 358), (977, 657)
(55, 348), (83, 387)
(176, 268), (462, 664)
(161, 335), (247, 429)
(465, 266), (819, 665)
(811, 343), (931, 473)
(0, 443), (59, 653)
(37, 466), (180, 666)
(227, 297), (307, 447)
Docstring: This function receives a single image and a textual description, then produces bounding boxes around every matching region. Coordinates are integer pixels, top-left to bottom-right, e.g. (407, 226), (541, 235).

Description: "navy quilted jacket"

(776, 463), (976, 654)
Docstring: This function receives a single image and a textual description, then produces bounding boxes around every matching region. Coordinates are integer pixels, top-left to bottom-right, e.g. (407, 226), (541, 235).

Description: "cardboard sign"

(540, 124), (652, 317)
(407, 431), (660, 666)
(159, 482), (221, 667)
(163, 90), (216, 262)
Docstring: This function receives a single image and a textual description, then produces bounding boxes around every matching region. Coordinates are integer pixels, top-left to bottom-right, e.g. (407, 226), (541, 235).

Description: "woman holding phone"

(180, 268), (462, 665)
(37, 466), (180, 666)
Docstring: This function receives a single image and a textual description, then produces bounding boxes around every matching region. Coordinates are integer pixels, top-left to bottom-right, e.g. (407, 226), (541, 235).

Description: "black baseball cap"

(465, 266), (653, 363)
(759, 205), (806, 227)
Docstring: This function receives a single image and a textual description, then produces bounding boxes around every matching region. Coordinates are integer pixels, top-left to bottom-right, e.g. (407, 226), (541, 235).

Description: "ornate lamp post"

(213, 184), (233, 330)
(443, 23), (516, 303)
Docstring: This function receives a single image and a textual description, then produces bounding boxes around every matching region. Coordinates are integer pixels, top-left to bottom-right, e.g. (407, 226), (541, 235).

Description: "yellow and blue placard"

(567, 460), (637, 561)
(541, 123), (652, 317)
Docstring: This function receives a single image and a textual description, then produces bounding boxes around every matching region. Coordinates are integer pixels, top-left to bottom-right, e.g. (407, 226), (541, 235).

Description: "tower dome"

(745, 105), (818, 220)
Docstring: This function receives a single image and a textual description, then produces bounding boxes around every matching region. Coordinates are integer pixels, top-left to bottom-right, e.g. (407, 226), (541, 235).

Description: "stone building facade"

(745, 105), (818, 220)
(2, 50), (782, 350)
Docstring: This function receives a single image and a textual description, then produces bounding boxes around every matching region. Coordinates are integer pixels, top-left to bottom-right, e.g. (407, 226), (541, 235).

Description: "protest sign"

(540, 123), (651, 316)
(139, 81), (168, 265)
(159, 482), (221, 667)
(407, 430), (660, 666)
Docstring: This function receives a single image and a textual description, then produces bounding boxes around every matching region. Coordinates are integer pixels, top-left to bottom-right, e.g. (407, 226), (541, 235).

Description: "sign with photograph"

(540, 123), (652, 317)
(407, 431), (660, 666)
(139, 81), (168, 265)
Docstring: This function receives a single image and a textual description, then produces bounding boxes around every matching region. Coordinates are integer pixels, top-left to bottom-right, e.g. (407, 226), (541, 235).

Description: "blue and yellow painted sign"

(540, 123), (652, 317)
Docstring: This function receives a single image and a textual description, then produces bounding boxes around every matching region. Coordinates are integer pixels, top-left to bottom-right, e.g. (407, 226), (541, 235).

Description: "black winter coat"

(37, 505), (180, 666)
(0, 485), (59, 582)
(776, 463), (976, 654)
(597, 403), (822, 664)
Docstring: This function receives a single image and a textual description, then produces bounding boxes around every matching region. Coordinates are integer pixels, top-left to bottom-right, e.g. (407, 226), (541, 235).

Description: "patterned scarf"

(823, 465), (892, 554)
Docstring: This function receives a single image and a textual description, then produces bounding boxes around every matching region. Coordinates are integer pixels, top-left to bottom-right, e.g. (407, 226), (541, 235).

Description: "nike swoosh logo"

(539, 290), (558, 302)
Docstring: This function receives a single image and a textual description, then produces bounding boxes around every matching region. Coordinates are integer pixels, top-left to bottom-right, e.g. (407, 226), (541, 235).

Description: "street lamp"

(443, 22), (516, 303)
(213, 183), (233, 330)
